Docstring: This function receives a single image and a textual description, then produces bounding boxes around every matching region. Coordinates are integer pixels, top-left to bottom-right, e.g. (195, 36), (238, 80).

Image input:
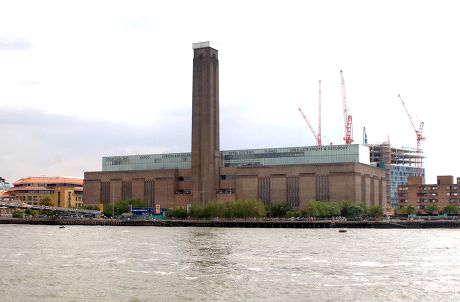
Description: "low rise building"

(9, 177), (83, 208)
(85, 146), (387, 209)
(398, 176), (459, 213)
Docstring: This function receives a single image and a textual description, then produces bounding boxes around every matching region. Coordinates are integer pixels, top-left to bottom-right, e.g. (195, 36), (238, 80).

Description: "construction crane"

(398, 94), (425, 176)
(317, 80), (322, 146)
(340, 70), (353, 144)
(363, 127), (368, 144)
(298, 80), (322, 146)
(298, 108), (321, 145)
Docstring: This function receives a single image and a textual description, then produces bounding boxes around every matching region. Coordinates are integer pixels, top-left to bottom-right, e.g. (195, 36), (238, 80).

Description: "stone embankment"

(1, 218), (460, 228)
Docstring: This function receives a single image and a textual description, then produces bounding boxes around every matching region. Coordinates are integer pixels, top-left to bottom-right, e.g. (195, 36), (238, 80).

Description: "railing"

(0, 201), (100, 215)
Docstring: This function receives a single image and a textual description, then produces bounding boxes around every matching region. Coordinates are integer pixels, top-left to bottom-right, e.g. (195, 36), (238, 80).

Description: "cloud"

(0, 105), (307, 182)
(18, 80), (39, 86)
(122, 17), (156, 33)
(0, 108), (191, 182)
(0, 35), (31, 50)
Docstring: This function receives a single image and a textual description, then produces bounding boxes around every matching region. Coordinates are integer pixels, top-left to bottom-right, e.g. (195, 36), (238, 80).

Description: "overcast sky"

(1, 0), (459, 183)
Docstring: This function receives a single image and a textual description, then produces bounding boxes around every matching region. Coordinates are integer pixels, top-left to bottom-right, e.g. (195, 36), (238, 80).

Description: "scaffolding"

(369, 143), (424, 209)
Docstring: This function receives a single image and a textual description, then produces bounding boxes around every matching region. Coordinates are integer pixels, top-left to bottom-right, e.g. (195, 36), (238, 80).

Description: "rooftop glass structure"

(102, 144), (370, 172)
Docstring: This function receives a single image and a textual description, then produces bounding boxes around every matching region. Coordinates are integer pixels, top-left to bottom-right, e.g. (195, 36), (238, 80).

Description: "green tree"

(165, 207), (188, 219)
(178, 200), (266, 219)
(340, 201), (366, 219)
(442, 204), (459, 215)
(13, 210), (25, 218)
(286, 210), (300, 218)
(400, 206), (416, 215)
(300, 201), (344, 218)
(81, 204), (99, 211)
(368, 206), (384, 218)
(266, 203), (292, 218)
(225, 200), (266, 218)
(25, 209), (39, 217)
(103, 199), (148, 217)
(425, 204), (439, 215)
(38, 196), (54, 207)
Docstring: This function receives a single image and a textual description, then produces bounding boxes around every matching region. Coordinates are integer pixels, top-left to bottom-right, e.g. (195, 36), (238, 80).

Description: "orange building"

(398, 176), (459, 213)
(10, 177), (83, 208)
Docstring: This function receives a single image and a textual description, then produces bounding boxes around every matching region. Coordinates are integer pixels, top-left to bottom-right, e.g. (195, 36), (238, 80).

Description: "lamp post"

(112, 183), (115, 218)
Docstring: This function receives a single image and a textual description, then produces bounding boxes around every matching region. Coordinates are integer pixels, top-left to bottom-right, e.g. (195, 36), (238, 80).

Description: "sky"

(0, 0), (459, 183)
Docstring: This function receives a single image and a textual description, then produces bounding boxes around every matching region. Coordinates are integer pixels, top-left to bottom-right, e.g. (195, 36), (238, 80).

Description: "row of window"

(16, 184), (82, 188)
(177, 176), (236, 181)
(102, 145), (366, 171)
(17, 195), (82, 202)
(400, 198), (460, 203)
(174, 189), (235, 195)
(16, 190), (54, 194)
(400, 192), (459, 196)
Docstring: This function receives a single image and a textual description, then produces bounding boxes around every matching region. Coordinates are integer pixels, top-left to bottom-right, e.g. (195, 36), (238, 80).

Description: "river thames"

(1, 225), (459, 301)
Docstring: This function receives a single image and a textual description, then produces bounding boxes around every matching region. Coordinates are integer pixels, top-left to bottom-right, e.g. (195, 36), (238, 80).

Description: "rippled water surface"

(1, 225), (460, 301)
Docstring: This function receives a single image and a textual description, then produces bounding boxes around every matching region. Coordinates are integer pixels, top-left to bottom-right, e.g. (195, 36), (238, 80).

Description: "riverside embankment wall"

(2, 218), (460, 228)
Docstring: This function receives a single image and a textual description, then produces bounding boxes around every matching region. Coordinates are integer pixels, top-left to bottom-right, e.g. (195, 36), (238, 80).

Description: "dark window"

(258, 177), (270, 204)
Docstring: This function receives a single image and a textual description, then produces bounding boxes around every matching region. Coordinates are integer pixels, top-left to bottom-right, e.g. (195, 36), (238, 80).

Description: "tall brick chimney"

(191, 42), (220, 205)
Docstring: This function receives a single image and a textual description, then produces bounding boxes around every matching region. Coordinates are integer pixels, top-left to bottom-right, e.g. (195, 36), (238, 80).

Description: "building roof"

(0, 191), (15, 197)
(13, 177), (83, 186)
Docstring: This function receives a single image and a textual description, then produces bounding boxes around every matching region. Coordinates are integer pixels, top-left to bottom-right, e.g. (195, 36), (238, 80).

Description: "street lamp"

(112, 182), (115, 218)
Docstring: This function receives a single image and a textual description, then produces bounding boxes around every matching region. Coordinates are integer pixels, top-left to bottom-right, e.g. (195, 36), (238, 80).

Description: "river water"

(1, 225), (459, 302)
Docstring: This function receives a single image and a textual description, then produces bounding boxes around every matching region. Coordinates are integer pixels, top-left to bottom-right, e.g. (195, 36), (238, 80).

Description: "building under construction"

(83, 42), (421, 210)
(368, 143), (423, 208)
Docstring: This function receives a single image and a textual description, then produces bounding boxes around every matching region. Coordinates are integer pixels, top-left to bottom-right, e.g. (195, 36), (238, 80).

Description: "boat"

(338, 229), (347, 233)
(59, 225), (65, 229)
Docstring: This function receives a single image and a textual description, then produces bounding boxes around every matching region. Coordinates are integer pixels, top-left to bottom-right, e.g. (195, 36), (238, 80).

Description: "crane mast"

(318, 80), (322, 146)
(340, 70), (353, 144)
(363, 127), (368, 144)
(398, 94), (425, 176)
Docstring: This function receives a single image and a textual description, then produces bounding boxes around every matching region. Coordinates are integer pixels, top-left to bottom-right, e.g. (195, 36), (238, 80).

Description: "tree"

(442, 204), (459, 215)
(340, 201), (366, 219)
(38, 196), (54, 207)
(165, 207), (188, 219)
(301, 201), (321, 217)
(81, 204), (99, 211)
(400, 206), (416, 215)
(266, 203), (292, 218)
(13, 210), (25, 218)
(301, 201), (341, 218)
(102, 199), (148, 217)
(225, 200), (266, 218)
(170, 200), (266, 219)
(425, 204), (439, 215)
(368, 206), (384, 218)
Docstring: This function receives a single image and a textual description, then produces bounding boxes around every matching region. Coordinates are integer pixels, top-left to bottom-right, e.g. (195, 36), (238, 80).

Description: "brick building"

(398, 176), (459, 213)
(10, 177), (83, 208)
(84, 42), (387, 210)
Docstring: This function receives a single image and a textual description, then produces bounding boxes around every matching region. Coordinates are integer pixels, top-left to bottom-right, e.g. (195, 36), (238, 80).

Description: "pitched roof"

(13, 177), (83, 186)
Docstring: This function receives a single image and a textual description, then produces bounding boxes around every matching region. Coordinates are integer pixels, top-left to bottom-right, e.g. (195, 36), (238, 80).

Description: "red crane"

(298, 108), (321, 145)
(398, 94), (425, 176)
(298, 80), (322, 146)
(340, 70), (353, 144)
